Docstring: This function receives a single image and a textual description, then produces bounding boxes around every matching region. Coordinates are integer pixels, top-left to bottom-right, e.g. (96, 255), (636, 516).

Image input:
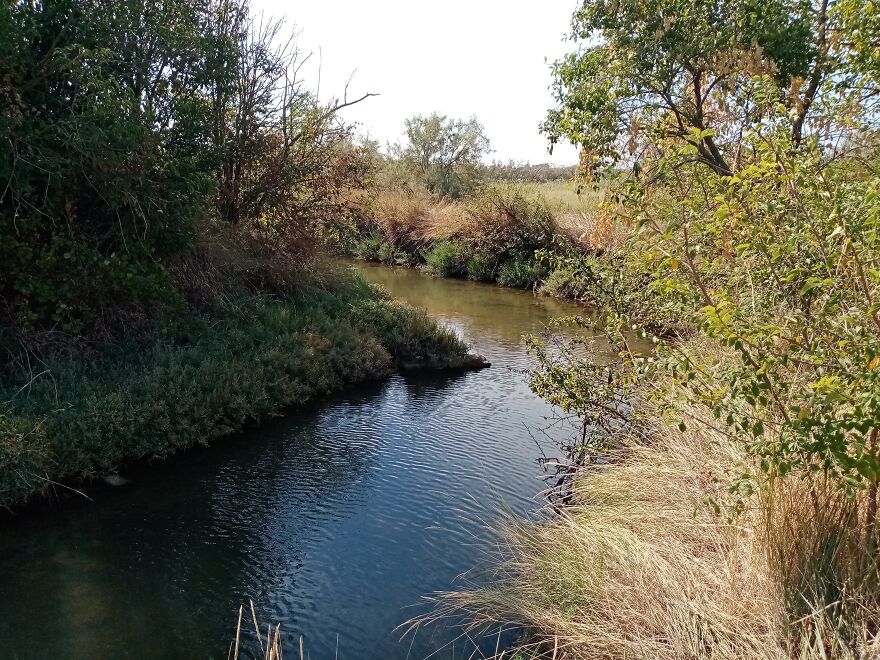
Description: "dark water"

(0, 264), (602, 659)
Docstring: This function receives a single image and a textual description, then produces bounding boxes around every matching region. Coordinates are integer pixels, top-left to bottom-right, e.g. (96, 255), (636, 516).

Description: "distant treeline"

(482, 161), (577, 183)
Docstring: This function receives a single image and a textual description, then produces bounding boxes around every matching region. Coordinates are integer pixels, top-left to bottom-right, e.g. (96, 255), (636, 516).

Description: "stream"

(0, 263), (610, 659)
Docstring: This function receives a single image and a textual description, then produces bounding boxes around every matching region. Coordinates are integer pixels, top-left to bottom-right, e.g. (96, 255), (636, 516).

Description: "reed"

(229, 601), (289, 660)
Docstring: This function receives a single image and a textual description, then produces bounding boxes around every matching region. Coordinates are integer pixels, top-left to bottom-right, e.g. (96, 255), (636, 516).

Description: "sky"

(252, 0), (582, 165)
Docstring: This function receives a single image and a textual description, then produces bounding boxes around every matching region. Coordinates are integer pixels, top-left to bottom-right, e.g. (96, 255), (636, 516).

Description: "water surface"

(0, 264), (601, 659)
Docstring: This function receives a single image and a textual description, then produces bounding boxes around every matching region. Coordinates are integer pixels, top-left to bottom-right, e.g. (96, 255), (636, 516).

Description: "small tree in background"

(388, 113), (490, 198)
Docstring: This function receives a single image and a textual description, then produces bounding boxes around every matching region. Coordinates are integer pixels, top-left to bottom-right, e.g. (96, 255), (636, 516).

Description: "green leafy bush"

(350, 299), (469, 368)
(497, 256), (548, 289)
(422, 240), (470, 277)
(355, 233), (395, 263)
(0, 282), (470, 506)
(466, 253), (496, 281)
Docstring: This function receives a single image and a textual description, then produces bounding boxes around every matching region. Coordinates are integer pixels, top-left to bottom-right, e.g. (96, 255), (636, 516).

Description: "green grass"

(466, 253), (496, 281)
(0, 275), (468, 507)
(354, 232), (396, 263)
(534, 181), (603, 215)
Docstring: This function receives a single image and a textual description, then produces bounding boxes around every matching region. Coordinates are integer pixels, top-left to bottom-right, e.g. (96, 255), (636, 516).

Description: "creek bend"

(0, 263), (611, 659)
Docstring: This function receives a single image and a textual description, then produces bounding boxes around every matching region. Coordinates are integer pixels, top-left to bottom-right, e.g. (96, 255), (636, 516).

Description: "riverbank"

(0, 262), (585, 659)
(427, 351), (880, 658)
(344, 184), (603, 292)
(342, 185), (687, 337)
(0, 266), (474, 509)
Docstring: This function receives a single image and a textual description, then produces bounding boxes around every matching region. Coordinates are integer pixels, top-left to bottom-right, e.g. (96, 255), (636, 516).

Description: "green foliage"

(465, 253), (496, 281)
(349, 298), (469, 368)
(497, 257), (548, 289)
(539, 266), (590, 300)
(525, 317), (635, 460)
(355, 233), (396, 263)
(0, 0), (374, 337)
(544, 0), (829, 172)
(639, 140), (880, 491)
(422, 240), (470, 278)
(0, 281), (470, 506)
(388, 113), (490, 198)
(534, 0), (880, 512)
(1, 0), (218, 331)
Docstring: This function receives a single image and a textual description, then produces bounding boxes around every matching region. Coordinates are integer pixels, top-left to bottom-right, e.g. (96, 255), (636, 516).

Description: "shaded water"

(0, 264), (606, 659)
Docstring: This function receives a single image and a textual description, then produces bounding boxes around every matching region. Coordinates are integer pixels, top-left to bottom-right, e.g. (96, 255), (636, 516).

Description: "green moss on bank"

(0, 276), (469, 507)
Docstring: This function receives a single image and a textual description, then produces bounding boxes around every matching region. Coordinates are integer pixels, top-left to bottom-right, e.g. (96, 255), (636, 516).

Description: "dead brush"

(168, 220), (322, 309)
(411, 399), (880, 659)
(373, 189), (467, 249)
(229, 600), (303, 660)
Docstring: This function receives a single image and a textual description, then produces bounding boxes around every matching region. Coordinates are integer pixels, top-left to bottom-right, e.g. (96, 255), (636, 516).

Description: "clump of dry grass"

(416, 399), (880, 659)
(365, 181), (634, 265)
(372, 189), (466, 249)
(526, 181), (632, 252)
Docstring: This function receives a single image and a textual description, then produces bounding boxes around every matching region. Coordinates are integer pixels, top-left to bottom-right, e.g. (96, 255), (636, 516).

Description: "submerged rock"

(459, 353), (491, 370)
(101, 474), (130, 487)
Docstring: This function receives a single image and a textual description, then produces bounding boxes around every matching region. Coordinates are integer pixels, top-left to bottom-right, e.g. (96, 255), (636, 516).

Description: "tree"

(537, 0), (880, 539)
(0, 0), (376, 334)
(391, 113), (490, 198)
(209, 1), (375, 229)
(542, 0), (836, 176)
(0, 0), (220, 332)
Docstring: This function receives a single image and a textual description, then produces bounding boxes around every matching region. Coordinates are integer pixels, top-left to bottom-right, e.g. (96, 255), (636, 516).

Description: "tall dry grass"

(368, 182), (626, 256)
(416, 398), (880, 659)
(534, 181), (622, 250)
(372, 189), (466, 249)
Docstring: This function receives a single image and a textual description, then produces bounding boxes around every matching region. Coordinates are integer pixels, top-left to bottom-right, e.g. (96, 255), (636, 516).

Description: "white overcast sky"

(252, 0), (582, 165)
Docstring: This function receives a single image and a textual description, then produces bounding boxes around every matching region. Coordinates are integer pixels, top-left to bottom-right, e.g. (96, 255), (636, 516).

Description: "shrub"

(377, 241), (394, 264)
(539, 266), (584, 299)
(422, 240), (470, 278)
(497, 256), (548, 289)
(463, 184), (556, 261)
(465, 253), (496, 281)
(354, 233), (394, 263)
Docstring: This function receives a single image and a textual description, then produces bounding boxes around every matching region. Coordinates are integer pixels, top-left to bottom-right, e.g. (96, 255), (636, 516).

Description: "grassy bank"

(424, 364), (880, 658)
(0, 265), (470, 508)
(2, 1), (481, 510)
(344, 183), (627, 297)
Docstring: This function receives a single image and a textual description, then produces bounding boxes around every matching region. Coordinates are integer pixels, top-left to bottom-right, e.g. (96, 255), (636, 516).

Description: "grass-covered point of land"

(0, 2), (471, 509)
(0, 265), (467, 507)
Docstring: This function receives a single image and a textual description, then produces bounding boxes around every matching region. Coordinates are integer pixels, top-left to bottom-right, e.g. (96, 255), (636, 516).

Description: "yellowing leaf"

(870, 356), (880, 370)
